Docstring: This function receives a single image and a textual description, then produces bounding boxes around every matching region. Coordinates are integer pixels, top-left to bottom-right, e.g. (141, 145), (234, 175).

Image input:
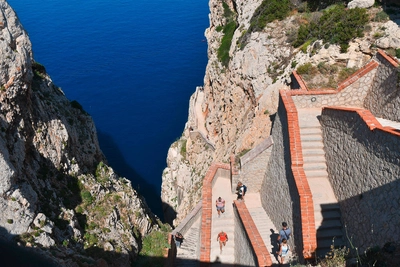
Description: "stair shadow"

(316, 203), (345, 259)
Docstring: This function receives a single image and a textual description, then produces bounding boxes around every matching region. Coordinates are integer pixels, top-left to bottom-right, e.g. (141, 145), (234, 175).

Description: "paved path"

(210, 176), (236, 264)
(376, 117), (400, 130)
(194, 90), (207, 137)
(245, 193), (280, 265)
(298, 108), (344, 257)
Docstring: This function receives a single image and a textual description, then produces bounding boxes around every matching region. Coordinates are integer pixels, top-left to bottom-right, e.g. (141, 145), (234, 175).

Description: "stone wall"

(261, 99), (303, 260)
(234, 200), (272, 267)
(290, 60), (379, 109)
(234, 204), (257, 266)
(320, 107), (400, 251)
(364, 50), (400, 121)
(237, 137), (273, 193)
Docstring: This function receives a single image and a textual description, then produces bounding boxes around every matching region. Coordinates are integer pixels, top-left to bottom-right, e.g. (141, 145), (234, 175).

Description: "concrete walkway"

(194, 89), (207, 137)
(376, 117), (400, 130)
(245, 193), (280, 265)
(210, 176), (235, 264)
(210, 178), (281, 265)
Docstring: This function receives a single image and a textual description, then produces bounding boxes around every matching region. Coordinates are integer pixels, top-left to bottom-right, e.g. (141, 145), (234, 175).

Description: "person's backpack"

(242, 184), (247, 194)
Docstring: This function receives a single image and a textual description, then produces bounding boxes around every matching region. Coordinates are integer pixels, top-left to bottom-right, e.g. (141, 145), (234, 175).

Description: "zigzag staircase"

(298, 108), (345, 258)
(174, 217), (201, 267)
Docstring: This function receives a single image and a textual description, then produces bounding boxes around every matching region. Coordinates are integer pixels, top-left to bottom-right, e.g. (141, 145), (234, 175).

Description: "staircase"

(175, 217), (201, 267)
(298, 108), (345, 258)
(210, 177), (235, 264)
(248, 205), (280, 265)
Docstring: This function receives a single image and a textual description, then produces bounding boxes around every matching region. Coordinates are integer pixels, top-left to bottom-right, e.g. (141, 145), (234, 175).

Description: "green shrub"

(249, 0), (290, 32)
(293, 4), (368, 53)
(374, 10), (389, 22)
(395, 48), (400, 58)
(216, 2), (237, 67)
(319, 245), (349, 267)
(239, 0), (290, 49)
(338, 67), (358, 82)
(139, 230), (170, 257)
(81, 190), (94, 204)
(296, 62), (313, 75)
(7, 219), (13, 224)
(179, 139), (187, 157)
(218, 21), (237, 67)
(135, 228), (170, 266)
(84, 232), (98, 247)
(300, 39), (314, 53)
(32, 61), (46, 79)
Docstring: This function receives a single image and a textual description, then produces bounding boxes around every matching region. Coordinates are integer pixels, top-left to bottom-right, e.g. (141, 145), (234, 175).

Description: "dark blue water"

(8, 0), (209, 218)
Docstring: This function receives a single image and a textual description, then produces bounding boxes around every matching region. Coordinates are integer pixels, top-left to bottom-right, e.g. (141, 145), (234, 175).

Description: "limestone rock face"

(161, 1), (400, 226)
(348, 0), (375, 9)
(0, 1), (159, 265)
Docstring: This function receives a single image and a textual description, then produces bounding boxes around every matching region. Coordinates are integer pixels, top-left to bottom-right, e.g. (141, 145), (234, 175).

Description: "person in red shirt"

(217, 230), (228, 252)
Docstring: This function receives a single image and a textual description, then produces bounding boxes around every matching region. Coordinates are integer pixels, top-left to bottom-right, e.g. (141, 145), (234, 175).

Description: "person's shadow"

(270, 229), (280, 262)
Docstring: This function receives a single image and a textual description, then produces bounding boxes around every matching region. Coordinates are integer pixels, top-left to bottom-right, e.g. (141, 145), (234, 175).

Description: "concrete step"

(303, 162), (327, 171)
(176, 219), (201, 262)
(304, 169), (329, 178)
(301, 141), (324, 149)
(303, 155), (326, 164)
(301, 134), (323, 142)
(315, 210), (341, 221)
(317, 228), (344, 239)
(302, 148), (325, 156)
(300, 127), (321, 135)
(248, 207), (279, 264)
(318, 219), (343, 230)
(317, 236), (345, 249)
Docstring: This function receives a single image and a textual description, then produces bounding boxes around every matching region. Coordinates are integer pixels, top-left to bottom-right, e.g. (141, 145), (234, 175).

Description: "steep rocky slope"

(0, 1), (159, 265)
(161, 0), (400, 225)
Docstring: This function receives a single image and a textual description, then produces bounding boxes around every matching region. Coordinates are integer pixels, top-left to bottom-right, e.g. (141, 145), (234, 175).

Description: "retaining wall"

(261, 96), (312, 261)
(320, 107), (400, 251)
(364, 50), (400, 121)
(290, 60), (379, 109)
(234, 200), (272, 267)
(237, 137), (273, 193)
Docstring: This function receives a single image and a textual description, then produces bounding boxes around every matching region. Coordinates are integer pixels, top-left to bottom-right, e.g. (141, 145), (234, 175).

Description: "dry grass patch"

(296, 62), (358, 90)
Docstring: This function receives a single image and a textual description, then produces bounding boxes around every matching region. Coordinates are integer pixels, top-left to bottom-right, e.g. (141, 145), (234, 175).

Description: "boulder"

(348, 0), (375, 9)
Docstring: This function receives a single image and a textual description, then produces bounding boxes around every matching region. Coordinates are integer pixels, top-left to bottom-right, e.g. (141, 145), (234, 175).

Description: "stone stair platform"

(210, 176), (236, 264)
(175, 217), (201, 266)
(245, 193), (280, 265)
(298, 108), (345, 259)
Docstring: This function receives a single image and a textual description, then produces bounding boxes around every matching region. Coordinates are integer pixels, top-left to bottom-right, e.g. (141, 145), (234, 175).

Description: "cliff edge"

(0, 1), (159, 265)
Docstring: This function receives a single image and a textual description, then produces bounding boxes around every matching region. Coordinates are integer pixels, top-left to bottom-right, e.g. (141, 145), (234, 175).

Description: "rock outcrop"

(161, 0), (400, 226)
(0, 1), (159, 265)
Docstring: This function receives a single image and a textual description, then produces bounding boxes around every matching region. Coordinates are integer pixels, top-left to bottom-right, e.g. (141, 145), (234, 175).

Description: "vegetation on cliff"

(217, 2), (237, 67)
(293, 4), (368, 52)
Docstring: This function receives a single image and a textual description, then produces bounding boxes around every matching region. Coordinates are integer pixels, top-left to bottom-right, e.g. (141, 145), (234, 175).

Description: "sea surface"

(8, 0), (209, 218)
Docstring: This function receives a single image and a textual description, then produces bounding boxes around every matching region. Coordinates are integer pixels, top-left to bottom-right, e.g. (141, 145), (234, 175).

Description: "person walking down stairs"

(215, 197), (225, 217)
(236, 182), (247, 201)
(276, 238), (290, 265)
(277, 222), (291, 245)
(217, 230), (228, 253)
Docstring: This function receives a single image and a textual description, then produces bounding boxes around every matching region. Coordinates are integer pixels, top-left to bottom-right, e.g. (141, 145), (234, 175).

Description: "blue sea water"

(8, 0), (209, 218)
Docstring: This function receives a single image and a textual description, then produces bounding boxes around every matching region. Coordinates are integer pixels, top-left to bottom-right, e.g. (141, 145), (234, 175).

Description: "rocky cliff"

(161, 0), (400, 225)
(0, 1), (159, 266)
